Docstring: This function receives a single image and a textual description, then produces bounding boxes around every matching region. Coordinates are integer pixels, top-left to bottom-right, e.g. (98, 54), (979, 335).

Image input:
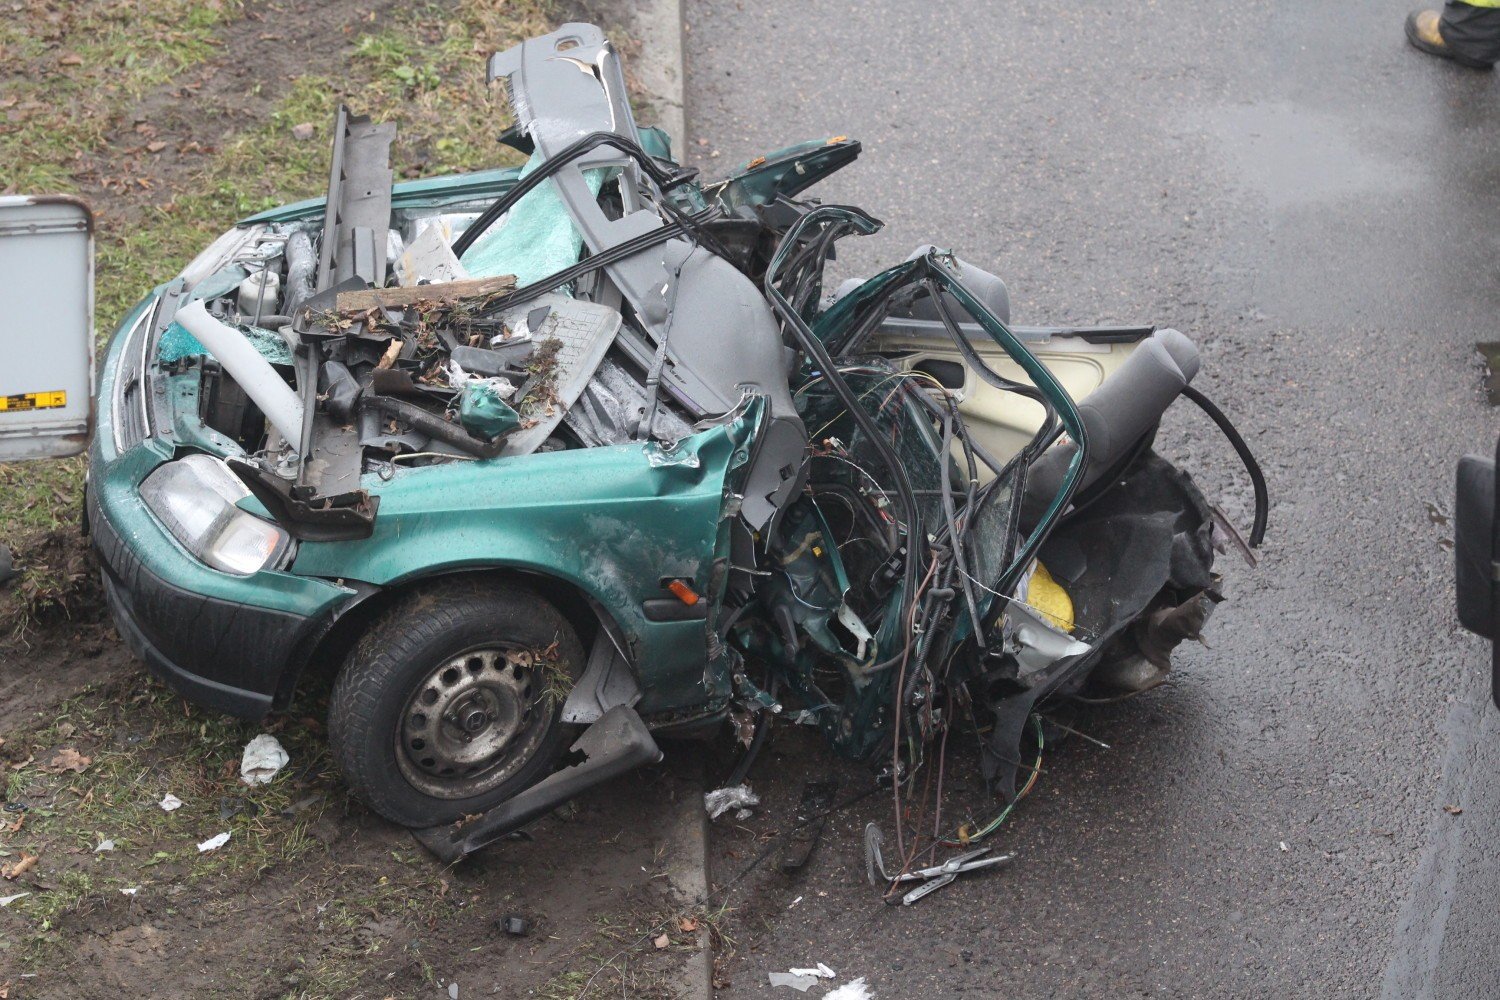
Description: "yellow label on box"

(0, 390), (67, 412)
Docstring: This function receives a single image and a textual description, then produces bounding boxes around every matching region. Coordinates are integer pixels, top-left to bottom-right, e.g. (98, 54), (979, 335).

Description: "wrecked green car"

(88, 24), (1265, 856)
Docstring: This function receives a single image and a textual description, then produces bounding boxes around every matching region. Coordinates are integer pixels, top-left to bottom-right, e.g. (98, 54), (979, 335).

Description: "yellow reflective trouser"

(1463, 0), (1500, 7)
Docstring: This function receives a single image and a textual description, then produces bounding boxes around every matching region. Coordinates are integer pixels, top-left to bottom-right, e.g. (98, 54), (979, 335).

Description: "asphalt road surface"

(683, 2), (1500, 997)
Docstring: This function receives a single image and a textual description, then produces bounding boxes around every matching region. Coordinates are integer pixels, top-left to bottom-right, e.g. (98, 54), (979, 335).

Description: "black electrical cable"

(762, 206), (926, 675)
(472, 206), (718, 317)
(938, 402), (984, 639)
(452, 130), (698, 258)
(1180, 384), (1268, 548)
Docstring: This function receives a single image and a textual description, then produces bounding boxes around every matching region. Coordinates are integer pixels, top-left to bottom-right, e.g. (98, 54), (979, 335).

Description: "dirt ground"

(0, 595), (705, 999)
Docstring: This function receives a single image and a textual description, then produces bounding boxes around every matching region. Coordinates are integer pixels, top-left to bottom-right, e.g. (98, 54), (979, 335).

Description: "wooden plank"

(334, 274), (517, 312)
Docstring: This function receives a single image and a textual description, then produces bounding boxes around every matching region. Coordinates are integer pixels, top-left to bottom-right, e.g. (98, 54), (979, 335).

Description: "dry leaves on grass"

(2, 854), (39, 880)
(43, 748), (91, 774)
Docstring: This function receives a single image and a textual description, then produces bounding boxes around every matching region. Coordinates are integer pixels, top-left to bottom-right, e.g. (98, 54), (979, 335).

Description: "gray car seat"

(1020, 327), (1199, 529)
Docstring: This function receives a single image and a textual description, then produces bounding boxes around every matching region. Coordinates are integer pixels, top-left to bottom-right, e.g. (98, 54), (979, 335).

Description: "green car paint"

(90, 144), (1083, 752)
(289, 417), (758, 718)
(92, 297), (355, 620)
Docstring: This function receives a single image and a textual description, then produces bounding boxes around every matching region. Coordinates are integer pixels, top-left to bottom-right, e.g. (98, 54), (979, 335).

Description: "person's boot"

(1406, 10), (1496, 69)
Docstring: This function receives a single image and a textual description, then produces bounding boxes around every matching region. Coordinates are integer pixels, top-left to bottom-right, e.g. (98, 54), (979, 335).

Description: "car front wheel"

(328, 579), (584, 828)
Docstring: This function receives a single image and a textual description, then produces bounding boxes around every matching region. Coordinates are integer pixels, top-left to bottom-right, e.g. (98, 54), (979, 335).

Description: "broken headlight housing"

(140, 454), (291, 575)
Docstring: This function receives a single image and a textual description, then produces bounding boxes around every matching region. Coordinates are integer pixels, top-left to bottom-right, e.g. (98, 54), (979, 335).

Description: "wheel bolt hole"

(410, 712), (427, 728)
(410, 738), (426, 751)
(441, 667), (461, 686)
(421, 689), (439, 706)
(466, 657), (483, 673)
(421, 757), (436, 768)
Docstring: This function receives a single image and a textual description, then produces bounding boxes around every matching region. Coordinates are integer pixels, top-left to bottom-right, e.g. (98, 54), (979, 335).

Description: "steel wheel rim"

(396, 645), (552, 799)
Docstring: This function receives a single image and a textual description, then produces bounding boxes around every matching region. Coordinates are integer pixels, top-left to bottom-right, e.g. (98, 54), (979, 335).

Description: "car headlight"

(140, 454), (292, 575)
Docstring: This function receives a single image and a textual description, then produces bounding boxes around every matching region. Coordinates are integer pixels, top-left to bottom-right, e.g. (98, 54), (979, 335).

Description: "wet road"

(683, 2), (1500, 997)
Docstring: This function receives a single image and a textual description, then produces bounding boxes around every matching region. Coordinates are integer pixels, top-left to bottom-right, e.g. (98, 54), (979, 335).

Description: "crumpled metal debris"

(704, 784), (759, 820)
(240, 734), (289, 786)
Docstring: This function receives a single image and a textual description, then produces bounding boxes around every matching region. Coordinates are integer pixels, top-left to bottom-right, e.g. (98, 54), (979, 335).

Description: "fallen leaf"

(653, 933), (670, 950)
(3, 853), (39, 880)
(1445, 804), (1464, 816)
(145, 140), (166, 153)
(376, 338), (403, 369)
(678, 917), (699, 933)
(57, 53), (82, 66)
(8, 755), (33, 771)
(44, 748), (91, 774)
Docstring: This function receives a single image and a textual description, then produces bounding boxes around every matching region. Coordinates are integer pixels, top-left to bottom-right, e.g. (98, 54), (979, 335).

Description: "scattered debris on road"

(768, 971), (821, 992)
(158, 793), (183, 812)
(238, 733), (289, 785)
(824, 977), (874, 1000)
(789, 963), (836, 979)
(706, 785), (760, 821)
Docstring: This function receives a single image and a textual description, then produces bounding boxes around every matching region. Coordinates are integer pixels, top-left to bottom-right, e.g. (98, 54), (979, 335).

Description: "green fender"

(291, 422), (753, 716)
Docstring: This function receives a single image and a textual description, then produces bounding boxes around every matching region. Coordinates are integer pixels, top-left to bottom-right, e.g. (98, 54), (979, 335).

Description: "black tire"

(328, 578), (584, 828)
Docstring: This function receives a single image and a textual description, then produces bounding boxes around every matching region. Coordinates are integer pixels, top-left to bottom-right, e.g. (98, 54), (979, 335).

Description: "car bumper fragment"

(89, 487), (322, 718)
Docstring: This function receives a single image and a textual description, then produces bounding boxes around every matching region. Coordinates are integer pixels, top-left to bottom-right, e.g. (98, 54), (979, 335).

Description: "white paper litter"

(0, 892), (30, 907)
(159, 793), (183, 812)
(767, 972), (820, 992)
(240, 734), (290, 786)
(94, 839), (115, 853)
(825, 978), (874, 1000)
(120, 887), (140, 896)
(788, 964), (836, 979)
(704, 784), (759, 820)
(197, 831), (231, 853)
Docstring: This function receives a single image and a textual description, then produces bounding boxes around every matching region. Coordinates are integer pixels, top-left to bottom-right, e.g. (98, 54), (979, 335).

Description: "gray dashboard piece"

(486, 23), (807, 527)
(498, 293), (621, 458)
(316, 106), (395, 291)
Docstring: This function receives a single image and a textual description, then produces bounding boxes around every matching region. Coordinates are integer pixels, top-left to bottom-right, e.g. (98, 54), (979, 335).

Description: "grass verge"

(0, 0), (563, 634)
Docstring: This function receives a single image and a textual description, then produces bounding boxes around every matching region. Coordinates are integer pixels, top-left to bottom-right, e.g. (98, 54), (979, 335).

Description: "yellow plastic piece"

(1028, 562), (1075, 633)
